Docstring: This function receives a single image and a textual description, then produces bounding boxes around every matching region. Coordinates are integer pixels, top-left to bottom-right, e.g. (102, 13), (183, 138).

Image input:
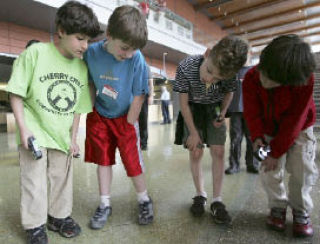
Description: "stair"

(313, 63), (320, 132)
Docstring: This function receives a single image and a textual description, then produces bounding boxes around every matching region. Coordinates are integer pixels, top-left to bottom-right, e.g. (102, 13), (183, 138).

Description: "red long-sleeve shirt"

(243, 67), (316, 158)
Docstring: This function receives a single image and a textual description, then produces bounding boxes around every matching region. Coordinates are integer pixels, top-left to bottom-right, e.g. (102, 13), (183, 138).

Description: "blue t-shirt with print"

(84, 40), (149, 118)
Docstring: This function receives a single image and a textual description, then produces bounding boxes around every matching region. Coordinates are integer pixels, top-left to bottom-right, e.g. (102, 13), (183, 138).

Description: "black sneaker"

(26, 225), (48, 244)
(247, 165), (259, 174)
(138, 197), (154, 225)
(47, 215), (81, 238)
(190, 196), (207, 217)
(90, 206), (112, 229)
(210, 201), (232, 224)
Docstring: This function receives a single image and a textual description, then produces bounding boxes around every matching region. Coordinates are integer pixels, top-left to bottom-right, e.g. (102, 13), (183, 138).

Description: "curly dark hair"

(258, 34), (315, 86)
(107, 5), (148, 49)
(55, 1), (102, 38)
(209, 35), (249, 79)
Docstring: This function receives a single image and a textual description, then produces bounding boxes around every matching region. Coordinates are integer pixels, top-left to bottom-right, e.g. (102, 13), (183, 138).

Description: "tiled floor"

(0, 122), (319, 244)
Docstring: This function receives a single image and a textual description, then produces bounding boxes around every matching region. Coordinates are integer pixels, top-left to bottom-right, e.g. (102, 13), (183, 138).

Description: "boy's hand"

(20, 128), (33, 150)
(186, 132), (202, 152)
(253, 138), (265, 152)
(261, 156), (278, 172)
(69, 141), (80, 157)
(212, 115), (224, 128)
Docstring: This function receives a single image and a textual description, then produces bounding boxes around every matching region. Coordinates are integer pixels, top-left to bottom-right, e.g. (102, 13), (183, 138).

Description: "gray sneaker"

(89, 206), (112, 229)
(138, 198), (154, 225)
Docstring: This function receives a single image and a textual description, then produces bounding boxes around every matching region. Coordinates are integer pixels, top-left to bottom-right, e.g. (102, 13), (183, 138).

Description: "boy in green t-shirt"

(6, 1), (101, 244)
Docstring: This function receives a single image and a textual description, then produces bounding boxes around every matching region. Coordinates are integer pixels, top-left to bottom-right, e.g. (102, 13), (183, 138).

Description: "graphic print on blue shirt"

(84, 40), (149, 118)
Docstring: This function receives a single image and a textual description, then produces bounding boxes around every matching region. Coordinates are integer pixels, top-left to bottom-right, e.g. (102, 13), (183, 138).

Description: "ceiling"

(188, 0), (320, 57)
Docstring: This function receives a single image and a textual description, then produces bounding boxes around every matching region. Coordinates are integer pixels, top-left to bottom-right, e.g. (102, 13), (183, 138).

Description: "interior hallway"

(0, 122), (319, 244)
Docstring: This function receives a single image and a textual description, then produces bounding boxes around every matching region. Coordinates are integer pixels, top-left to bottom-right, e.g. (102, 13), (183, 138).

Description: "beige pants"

(19, 146), (73, 229)
(261, 127), (318, 214)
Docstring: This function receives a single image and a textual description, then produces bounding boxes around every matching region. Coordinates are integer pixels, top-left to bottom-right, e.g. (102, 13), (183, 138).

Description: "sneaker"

(190, 196), (207, 217)
(47, 215), (81, 238)
(292, 209), (313, 237)
(246, 165), (259, 174)
(89, 206), (112, 229)
(266, 207), (286, 232)
(26, 225), (48, 244)
(225, 166), (240, 175)
(210, 201), (232, 224)
(138, 198), (154, 225)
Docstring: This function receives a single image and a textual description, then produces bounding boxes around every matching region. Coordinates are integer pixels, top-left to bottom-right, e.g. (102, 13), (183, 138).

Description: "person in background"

(6, 1), (101, 243)
(243, 34), (318, 237)
(160, 85), (171, 124)
(139, 65), (153, 150)
(225, 65), (259, 174)
(25, 39), (40, 49)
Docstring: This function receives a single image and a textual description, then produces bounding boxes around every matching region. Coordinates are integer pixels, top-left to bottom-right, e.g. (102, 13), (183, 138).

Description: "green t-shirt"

(6, 42), (92, 153)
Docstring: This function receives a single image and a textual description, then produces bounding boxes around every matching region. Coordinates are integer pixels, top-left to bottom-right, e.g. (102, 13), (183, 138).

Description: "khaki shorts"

(182, 103), (226, 146)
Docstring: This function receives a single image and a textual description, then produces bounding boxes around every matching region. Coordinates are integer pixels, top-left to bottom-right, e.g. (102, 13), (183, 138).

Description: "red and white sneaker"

(266, 207), (286, 232)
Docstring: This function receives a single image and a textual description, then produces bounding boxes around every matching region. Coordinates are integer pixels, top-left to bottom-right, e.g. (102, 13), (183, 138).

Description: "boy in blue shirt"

(84, 5), (153, 229)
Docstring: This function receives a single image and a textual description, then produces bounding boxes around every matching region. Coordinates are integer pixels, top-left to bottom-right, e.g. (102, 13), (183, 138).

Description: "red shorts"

(85, 108), (144, 177)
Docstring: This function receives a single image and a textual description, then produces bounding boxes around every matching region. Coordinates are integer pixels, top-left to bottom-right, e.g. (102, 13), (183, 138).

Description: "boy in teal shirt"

(84, 5), (153, 229)
(6, 1), (101, 244)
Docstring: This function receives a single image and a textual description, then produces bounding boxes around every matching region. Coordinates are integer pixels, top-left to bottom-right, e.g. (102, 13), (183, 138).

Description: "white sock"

(212, 196), (222, 203)
(100, 195), (110, 208)
(137, 190), (150, 203)
(197, 191), (207, 198)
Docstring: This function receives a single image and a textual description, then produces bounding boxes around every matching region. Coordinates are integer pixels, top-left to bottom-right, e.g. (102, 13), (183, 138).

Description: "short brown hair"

(258, 34), (315, 86)
(55, 1), (102, 38)
(107, 5), (148, 49)
(209, 35), (249, 78)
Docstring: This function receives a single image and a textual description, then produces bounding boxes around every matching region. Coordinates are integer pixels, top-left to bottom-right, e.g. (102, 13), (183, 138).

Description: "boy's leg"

(243, 117), (259, 173)
(117, 119), (153, 225)
(226, 113), (242, 174)
(260, 143), (288, 232)
(286, 127), (318, 237)
(85, 109), (115, 229)
(19, 146), (48, 243)
(189, 149), (208, 217)
(138, 97), (149, 150)
(210, 145), (225, 199)
(47, 149), (81, 238)
(19, 146), (48, 230)
(47, 150), (73, 219)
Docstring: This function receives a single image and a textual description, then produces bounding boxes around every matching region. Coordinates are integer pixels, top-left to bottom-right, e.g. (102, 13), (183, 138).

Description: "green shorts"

(182, 103), (226, 147)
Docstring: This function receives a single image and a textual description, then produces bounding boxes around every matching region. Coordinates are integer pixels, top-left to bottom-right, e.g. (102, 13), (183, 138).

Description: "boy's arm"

(220, 91), (233, 118)
(89, 82), (96, 106)
(9, 94), (32, 149)
(69, 113), (81, 156)
(127, 95), (145, 124)
(179, 93), (202, 151)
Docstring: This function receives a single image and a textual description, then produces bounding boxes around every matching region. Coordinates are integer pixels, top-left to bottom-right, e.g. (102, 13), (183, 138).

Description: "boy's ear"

(57, 26), (65, 39)
(204, 48), (211, 58)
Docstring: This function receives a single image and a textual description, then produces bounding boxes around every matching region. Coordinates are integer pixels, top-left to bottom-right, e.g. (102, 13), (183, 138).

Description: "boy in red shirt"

(243, 34), (318, 237)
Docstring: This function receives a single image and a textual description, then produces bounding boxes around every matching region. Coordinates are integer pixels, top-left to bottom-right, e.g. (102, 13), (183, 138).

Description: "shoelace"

(193, 196), (206, 206)
(140, 202), (150, 216)
(94, 207), (107, 219)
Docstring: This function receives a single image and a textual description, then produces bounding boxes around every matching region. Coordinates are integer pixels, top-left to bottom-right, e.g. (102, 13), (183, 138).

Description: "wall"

(166, 0), (226, 47)
(0, 22), (51, 55)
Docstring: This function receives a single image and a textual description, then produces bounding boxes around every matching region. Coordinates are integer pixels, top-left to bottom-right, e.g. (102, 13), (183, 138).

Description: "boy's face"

(259, 72), (281, 89)
(58, 30), (90, 59)
(199, 57), (224, 84)
(106, 35), (137, 61)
